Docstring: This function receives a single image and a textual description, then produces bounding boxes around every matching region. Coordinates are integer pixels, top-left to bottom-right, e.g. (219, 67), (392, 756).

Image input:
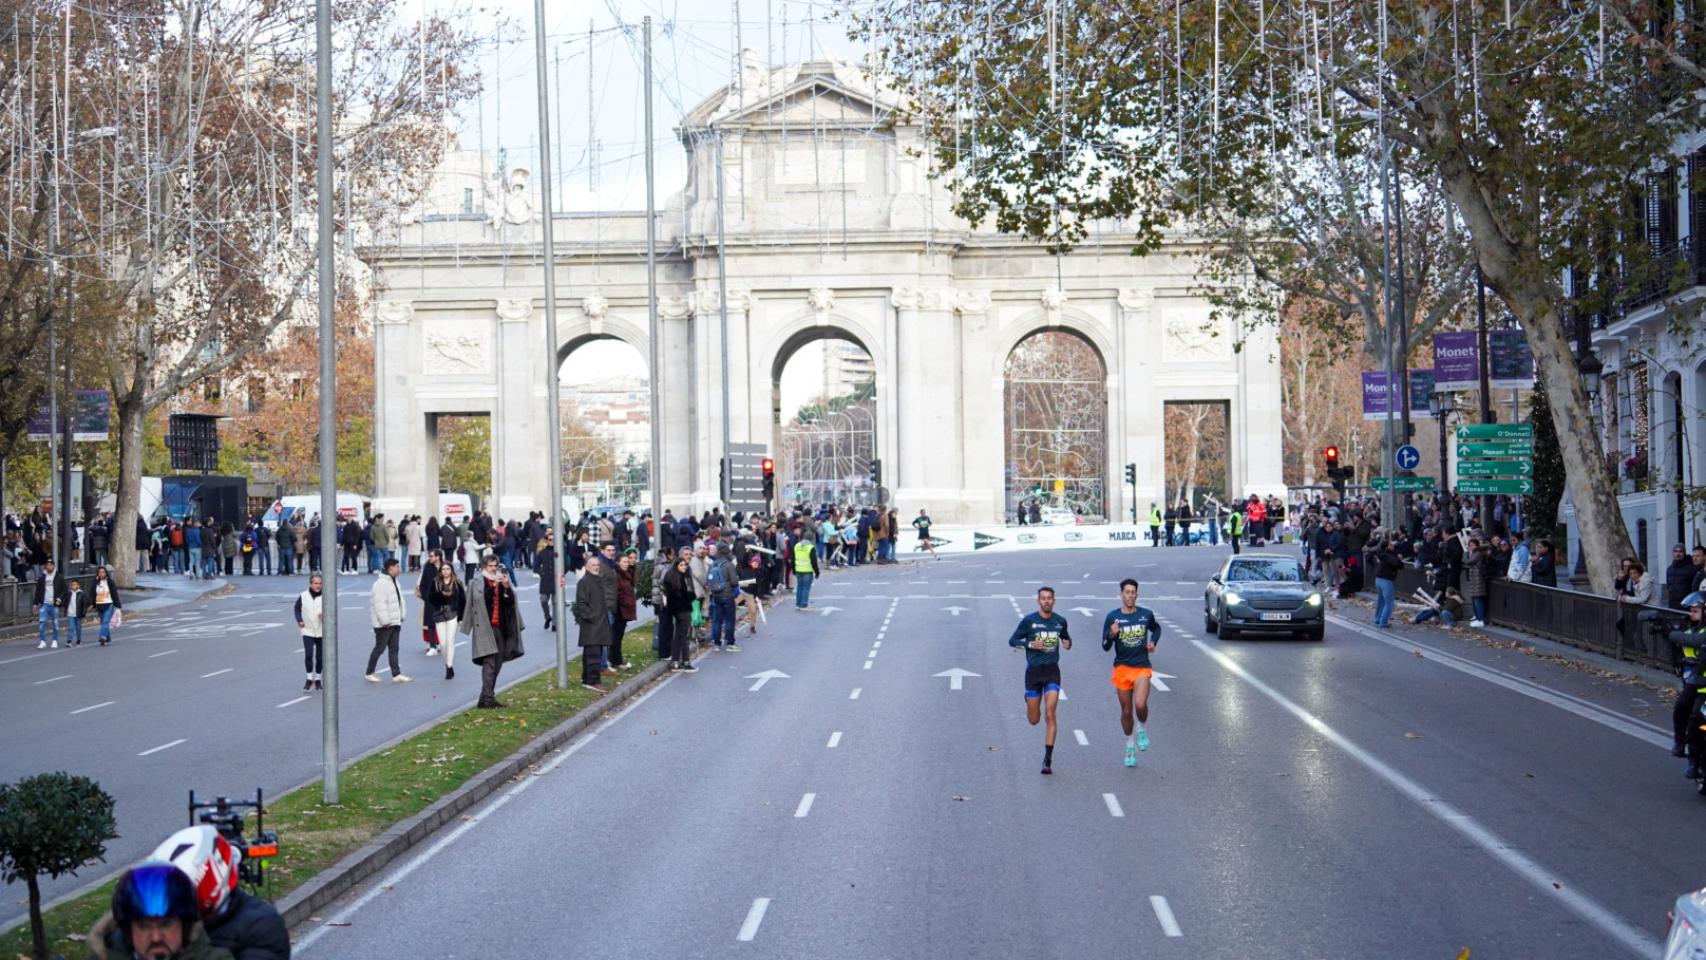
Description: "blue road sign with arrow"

(1395, 445), (1422, 471)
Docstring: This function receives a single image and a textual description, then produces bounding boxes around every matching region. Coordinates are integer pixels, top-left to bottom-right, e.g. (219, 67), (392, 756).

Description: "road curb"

(278, 655), (674, 930)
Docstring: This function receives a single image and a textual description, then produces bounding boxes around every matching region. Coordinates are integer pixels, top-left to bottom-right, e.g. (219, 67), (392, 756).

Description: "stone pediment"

(682, 52), (901, 133)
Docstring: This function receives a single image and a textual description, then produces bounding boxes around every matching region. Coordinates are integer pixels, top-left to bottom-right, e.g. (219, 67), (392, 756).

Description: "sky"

(443, 0), (866, 212)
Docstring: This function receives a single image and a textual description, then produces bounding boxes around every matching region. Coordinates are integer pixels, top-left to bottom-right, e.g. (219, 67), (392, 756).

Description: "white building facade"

(365, 56), (1284, 524)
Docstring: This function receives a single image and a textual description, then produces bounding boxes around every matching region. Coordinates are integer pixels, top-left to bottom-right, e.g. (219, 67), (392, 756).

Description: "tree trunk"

(109, 397), (146, 590)
(26, 873), (45, 960)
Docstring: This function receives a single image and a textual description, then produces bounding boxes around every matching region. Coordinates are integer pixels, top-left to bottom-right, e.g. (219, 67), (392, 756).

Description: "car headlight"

(1223, 591), (1242, 606)
(1306, 593), (1322, 606)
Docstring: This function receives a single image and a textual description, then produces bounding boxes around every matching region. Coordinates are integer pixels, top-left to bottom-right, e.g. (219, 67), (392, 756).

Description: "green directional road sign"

(1455, 459), (1534, 477)
(1455, 423), (1534, 442)
(1457, 440), (1535, 458)
(1455, 477), (1535, 495)
(1370, 476), (1436, 491)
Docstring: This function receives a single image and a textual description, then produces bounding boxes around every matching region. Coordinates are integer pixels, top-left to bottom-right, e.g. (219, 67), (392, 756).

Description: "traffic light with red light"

(761, 457), (776, 503)
(1322, 446), (1347, 494)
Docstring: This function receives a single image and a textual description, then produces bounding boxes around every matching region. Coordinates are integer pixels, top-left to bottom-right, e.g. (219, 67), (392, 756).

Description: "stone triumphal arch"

(367, 54), (1282, 524)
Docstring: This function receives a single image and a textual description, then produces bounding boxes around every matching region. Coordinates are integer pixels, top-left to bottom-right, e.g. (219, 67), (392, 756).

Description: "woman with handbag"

(91, 565), (123, 646)
(660, 555), (698, 671)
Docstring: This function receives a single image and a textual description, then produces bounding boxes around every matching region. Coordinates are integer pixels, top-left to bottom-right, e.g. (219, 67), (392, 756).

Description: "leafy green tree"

(852, 0), (1679, 592)
(0, 772), (117, 960)
(1527, 378), (1565, 541)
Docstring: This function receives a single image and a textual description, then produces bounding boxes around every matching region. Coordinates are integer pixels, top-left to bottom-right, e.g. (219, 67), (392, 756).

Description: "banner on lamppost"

(1489, 328), (1535, 389)
(26, 390), (112, 442)
(1362, 370), (1433, 420)
(1432, 331), (1480, 392)
(1362, 371), (1393, 420)
(1408, 369), (1436, 419)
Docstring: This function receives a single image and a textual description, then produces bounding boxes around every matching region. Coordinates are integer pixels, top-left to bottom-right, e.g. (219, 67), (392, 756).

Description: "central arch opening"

(558, 336), (650, 514)
(773, 332), (878, 508)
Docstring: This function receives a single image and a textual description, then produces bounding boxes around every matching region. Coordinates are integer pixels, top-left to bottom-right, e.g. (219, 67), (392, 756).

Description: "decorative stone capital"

(953, 289), (991, 315)
(891, 286), (922, 310)
(375, 300), (415, 326)
(695, 289), (750, 316)
(658, 294), (694, 320)
(1117, 287), (1153, 313)
(495, 298), (533, 323)
(893, 286), (954, 312)
(807, 286), (836, 315)
(1040, 287), (1069, 324)
(581, 293), (610, 320)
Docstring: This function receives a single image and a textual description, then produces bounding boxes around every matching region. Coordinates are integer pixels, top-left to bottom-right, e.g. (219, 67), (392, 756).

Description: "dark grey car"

(1204, 554), (1326, 641)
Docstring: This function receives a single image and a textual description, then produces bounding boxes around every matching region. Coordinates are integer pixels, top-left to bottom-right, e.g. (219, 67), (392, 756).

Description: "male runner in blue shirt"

(1009, 586), (1072, 774)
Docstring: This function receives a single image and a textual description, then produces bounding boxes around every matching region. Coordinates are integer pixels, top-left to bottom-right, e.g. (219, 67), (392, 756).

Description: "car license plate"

(1260, 612), (1292, 621)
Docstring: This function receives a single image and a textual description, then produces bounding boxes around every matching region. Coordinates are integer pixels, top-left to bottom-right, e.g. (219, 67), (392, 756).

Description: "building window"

(463, 188), (474, 214)
(1632, 364), (1650, 460)
(246, 379), (265, 414)
(203, 380), (222, 402)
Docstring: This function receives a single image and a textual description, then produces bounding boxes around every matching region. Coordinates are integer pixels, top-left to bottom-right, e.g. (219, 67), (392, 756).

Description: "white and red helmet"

(149, 826), (240, 918)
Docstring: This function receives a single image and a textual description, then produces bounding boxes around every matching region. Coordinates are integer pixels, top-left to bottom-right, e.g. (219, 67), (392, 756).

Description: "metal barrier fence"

(0, 570), (100, 628)
(1361, 553), (1679, 670)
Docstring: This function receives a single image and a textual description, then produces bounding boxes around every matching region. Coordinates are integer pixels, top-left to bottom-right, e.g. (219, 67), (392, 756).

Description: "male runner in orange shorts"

(1103, 578), (1162, 767)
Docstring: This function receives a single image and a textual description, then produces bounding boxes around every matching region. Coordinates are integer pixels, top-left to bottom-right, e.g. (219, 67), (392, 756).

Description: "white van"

(262, 493), (368, 529)
(435, 492), (475, 524)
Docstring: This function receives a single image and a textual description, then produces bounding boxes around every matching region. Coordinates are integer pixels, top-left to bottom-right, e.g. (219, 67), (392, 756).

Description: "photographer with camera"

(89, 862), (234, 960)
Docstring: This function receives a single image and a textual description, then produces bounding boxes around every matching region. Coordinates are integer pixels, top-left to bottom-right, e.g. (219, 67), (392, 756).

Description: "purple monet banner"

(1433, 331), (1479, 392)
(1489, 328), (1535, 389)
(1362, 371), (1393, 420)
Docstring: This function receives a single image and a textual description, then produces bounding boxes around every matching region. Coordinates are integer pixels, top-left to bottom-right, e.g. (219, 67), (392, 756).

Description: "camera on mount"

(189, 789), (279, 890)
(1641, 609), (1689, 637)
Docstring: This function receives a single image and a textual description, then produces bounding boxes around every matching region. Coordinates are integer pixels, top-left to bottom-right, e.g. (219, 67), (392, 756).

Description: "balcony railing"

(1580, 236), (1706, 329)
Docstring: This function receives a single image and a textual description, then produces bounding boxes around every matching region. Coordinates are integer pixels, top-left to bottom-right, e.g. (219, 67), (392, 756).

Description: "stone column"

(372, 300), (418, 517)
(1116, 287), (1164, 507)
(894, 285), (977, 521)
(690, 288), (750, 513)
(946, 289), (995, 524)
(656, 294), (696, 513)
(493, 297), (539, 517)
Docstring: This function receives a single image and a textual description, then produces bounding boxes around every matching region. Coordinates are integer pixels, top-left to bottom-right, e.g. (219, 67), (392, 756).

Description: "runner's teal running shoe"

(1124, 744), (1137, 768)
(1137, 730), (1150, 752)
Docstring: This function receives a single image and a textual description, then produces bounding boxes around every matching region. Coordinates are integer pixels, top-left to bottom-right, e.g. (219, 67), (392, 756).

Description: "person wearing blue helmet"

(90, 862), (234, 960)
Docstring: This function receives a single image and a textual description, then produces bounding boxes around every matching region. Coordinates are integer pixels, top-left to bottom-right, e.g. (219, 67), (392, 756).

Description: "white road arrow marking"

(933, 668), (981, 691)
(744, 669), (790, 692)
(1151, 671), (1176, 692)
(941, 606), (968, 616)
(818, 606), (843, 616)
(1070, 607), (1097, 617)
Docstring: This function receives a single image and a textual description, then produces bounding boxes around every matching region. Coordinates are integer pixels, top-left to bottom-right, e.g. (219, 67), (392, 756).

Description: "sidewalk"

(1329, 588), (1677, 691)
(0, 573), (232, 647)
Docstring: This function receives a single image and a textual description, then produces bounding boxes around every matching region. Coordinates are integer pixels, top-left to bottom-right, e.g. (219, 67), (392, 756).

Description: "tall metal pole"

(314, 0), (341, 805)
(643, 18), (662, 536)
(1475, 263), (1493, 534)
(1393, 156), (1413, 529)
(532, 0), (570, 688)
(1375, 0), (1398, 527)
(58, 322), (72, 569)
(715, 133), (732, 506)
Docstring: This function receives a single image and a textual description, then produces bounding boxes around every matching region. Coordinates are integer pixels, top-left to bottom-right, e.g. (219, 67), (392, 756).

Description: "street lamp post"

(1571, 310), (1604, 586)
(1429, 390), (1458, 498)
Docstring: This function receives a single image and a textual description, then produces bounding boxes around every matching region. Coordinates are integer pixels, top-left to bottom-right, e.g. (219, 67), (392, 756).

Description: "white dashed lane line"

(1150, 895), (1183, 937)
(34, 674), (71, 685)
(849, 688), (862, 700)
(863, 661), (873, 670)
(1074, 729), (1089, 746)
(737, 898), (771, 942)
(201, 668), (234, 678)
(826, 731), (842, 748)
(70, 700), (114, 715)
(1103, 793), (1125, 818)
(138, 738), (187, 757)
(794, 793), (816, 818)
(148, 649), (178, 658)
(277, 696), (311, 708)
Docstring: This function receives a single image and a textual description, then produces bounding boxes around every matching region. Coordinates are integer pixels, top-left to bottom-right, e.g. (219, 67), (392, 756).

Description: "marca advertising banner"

(1488, 328), (1535, 389)
(1433, 331), (1480, 392)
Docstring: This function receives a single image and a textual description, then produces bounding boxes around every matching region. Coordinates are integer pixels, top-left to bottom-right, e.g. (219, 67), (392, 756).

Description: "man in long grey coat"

(575, 554), (611, 691)
(462, 554), (524, 709)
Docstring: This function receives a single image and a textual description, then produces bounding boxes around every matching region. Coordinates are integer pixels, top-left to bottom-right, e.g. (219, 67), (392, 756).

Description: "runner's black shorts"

(1024, 664), (1062, 698)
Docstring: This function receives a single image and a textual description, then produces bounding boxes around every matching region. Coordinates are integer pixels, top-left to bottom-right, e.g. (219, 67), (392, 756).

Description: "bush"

(0, 773), (118, 960)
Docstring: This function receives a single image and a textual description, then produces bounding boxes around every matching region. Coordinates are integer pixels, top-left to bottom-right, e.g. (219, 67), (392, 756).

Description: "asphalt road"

(0, 563), (588, 928)
(282, 544), (1703, 959)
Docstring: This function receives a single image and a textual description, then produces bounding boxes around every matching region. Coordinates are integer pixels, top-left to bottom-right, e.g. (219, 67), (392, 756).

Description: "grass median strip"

(0, 628), (656, 958)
